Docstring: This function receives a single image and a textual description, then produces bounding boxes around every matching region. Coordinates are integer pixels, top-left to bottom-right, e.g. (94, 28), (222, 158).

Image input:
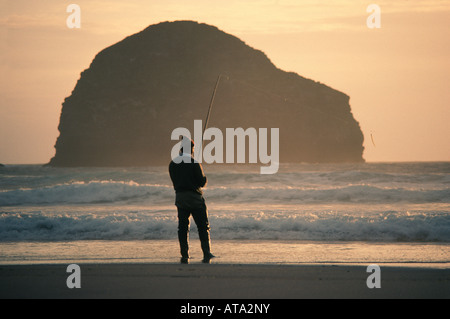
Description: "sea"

(0, 162), (449, 267)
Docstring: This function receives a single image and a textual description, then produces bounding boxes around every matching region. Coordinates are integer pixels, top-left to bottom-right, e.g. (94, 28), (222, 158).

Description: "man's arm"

(168, 162), (175, 185)
(194, 162), (207, 188)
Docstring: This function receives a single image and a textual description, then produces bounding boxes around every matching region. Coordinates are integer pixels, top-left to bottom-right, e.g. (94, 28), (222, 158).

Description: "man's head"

(179, 136), (195, 155)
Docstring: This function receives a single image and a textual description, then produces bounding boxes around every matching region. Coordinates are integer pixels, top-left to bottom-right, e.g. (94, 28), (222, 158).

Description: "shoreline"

(1, 239), (448, 268)
(1, 262), (448, 299)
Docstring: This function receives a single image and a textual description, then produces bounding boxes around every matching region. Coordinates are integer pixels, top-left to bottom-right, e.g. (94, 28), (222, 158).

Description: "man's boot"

(178, 230), (189, 264)
(199, 229), (215, 263)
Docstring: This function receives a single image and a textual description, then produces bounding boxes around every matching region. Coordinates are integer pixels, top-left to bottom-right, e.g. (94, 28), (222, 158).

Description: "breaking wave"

(1, 163), (449, 243)
(1, 210), (449, 242)
(1, 180), (448, 206)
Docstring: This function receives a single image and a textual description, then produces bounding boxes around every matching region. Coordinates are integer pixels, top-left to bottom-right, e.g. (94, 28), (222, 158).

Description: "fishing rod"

(202, 74), (222, 148)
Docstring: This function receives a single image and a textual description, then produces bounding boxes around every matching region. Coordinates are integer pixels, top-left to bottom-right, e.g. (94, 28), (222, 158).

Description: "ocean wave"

(0, 181), (172, 206)
(1, 180), (448, 206)
(206, 184), (450, 204)
(1, 210), (449, 242)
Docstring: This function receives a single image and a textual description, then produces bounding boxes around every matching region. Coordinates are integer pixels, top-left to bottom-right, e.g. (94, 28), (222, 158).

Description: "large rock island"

(48, 21), (364, 167)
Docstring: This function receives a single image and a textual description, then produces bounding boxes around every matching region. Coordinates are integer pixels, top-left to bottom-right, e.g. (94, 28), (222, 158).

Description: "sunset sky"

(1, 0), (449, 164)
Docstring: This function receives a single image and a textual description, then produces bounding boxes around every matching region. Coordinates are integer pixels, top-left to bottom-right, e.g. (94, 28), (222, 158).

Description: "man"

(169, 137), (215, 264)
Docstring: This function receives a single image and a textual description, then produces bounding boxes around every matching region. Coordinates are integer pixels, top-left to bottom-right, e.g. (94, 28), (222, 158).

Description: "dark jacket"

(169, 155), (208, 210)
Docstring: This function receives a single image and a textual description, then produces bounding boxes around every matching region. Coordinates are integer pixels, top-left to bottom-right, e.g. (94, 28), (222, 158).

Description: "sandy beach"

(0, 263), (448, 299)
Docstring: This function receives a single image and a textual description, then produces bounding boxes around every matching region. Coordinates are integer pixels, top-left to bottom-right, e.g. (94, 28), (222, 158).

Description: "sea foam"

(1, 163), (449, 243)
(1, 209), (449, 242)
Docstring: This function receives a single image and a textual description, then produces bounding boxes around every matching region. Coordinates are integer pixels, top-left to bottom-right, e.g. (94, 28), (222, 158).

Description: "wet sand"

(0, 263), (448, 299)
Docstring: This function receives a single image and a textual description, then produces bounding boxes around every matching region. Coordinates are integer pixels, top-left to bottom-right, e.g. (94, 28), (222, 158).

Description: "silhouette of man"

(169, 137), (215, 264)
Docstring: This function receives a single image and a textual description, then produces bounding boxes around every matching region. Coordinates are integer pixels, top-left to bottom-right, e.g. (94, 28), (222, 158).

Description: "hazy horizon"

(1, 0), (449, 164)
